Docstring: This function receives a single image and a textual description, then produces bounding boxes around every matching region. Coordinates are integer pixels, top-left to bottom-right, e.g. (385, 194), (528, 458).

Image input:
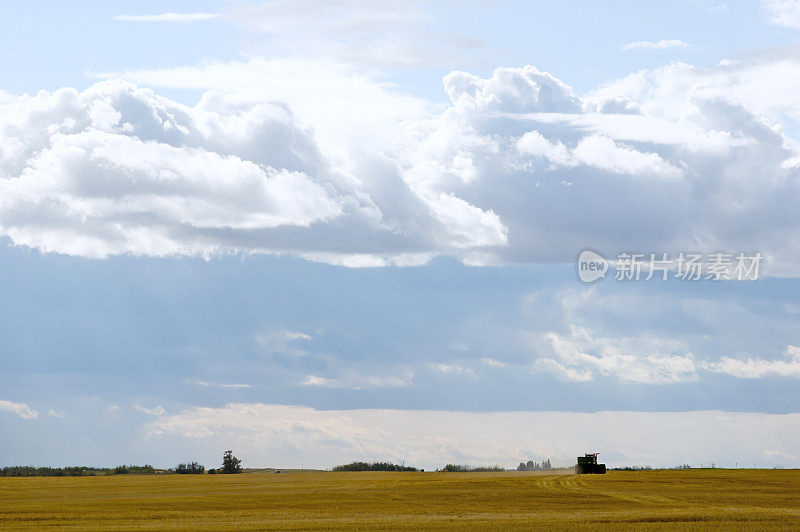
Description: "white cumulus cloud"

(536, 325), (698, 384)
(0, 400), (38, 419)
(706, 345), (800, 378)
(2, 55), (800, 272)
(0, 79), (504, 263)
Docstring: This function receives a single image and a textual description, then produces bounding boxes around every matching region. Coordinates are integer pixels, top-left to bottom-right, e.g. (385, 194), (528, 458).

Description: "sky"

(1, 0), (800, 470)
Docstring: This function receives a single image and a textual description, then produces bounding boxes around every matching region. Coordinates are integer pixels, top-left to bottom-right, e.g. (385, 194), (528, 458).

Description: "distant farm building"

(575, 453), (606, 474)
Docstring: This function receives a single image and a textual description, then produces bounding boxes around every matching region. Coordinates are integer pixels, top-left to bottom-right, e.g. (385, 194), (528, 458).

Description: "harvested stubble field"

(1, 469), (798, 530)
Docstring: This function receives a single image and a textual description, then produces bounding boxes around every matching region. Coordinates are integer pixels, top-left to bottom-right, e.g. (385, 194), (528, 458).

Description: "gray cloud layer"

(147, 404), (800, 469)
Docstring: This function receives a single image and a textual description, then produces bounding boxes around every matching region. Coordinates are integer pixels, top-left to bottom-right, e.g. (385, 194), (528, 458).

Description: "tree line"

(0, 450), (243, 477)
(440, 464), (505, 472)
(516, 459), (552, 471)
(332, 461), (419, 472)
(1, 454), (563, 476)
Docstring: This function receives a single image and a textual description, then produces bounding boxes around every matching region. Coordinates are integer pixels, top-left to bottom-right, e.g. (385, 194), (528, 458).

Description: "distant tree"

(137, 465), (156, 474)
(442, 464), (468, 472)
(0, 466), (102, 477)
(441, 464), (503, 472)
(175, 462), (205, 474)
(221, 450), (242, 474)
(332, 461), (418, 472)
(516, 459), (552, 472)
(0, 465), (157, 478)
(113, 465), (155, 475)
(468, 465), (504, 472)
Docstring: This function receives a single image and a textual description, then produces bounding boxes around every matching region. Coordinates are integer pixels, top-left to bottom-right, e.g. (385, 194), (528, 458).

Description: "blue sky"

(3, 0), (798, 102)
(1, 0), (800, 470)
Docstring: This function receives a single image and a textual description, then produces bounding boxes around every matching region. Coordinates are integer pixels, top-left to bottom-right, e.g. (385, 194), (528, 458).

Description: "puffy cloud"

(0, 400), (38, 419)
(588, 54), (800, 123)
(146, 403), (800, 469)
(571, 134), (682, 178)
(424, 62), (800, 270)
(0, 80), (502, 261)
(0, 131), (342, 257)
(443, 66), (581, 113)
(516, 131), (573, 166)
(92, 58), (434, 155)
(521, 285), (800, 385)
(706, 345), (800, 378)
(518, 131), (682, 178)
(536, 325), (698, 384)
(4, 55), (800, 271)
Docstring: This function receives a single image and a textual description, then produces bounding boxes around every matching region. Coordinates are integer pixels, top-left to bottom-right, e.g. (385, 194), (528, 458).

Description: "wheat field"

(1, 469), (798, 530)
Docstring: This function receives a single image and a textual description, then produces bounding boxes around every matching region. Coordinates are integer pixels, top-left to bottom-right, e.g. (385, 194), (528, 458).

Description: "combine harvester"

(575, 453), (606, 474)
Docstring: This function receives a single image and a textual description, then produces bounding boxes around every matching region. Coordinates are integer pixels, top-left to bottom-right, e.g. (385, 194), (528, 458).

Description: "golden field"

(1, 469), (799, 530)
